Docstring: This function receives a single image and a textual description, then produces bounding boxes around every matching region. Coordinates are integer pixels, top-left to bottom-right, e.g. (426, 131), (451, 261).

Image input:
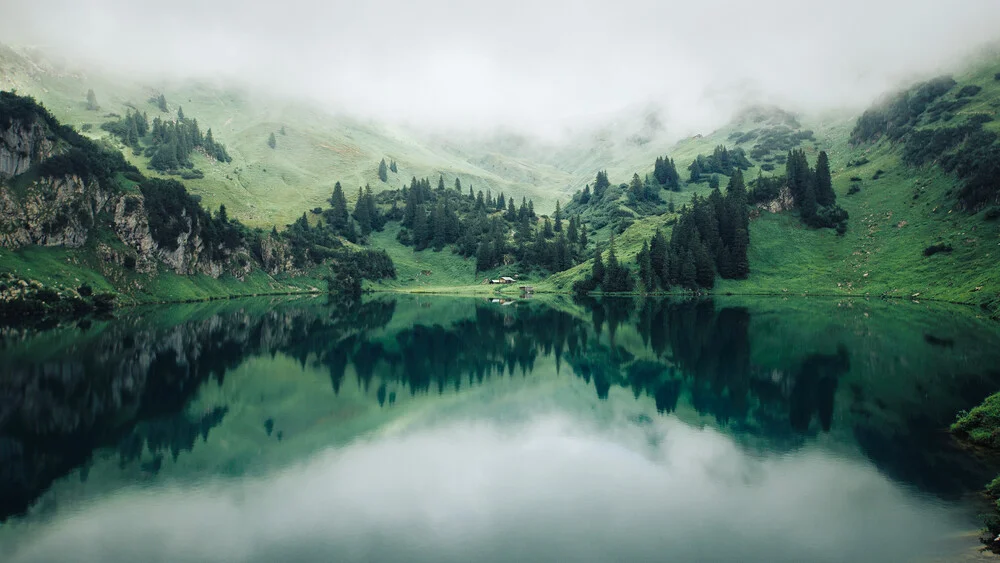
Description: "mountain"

(542, 58), (1000, 317)
(0, 44), (583, 228)
(2, 43), (1000, 317)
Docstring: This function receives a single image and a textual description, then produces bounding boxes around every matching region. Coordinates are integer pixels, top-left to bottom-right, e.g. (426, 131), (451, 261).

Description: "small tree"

(86, 89), (99, 111)
(378, 158), (388, 182)
(279, 125), (287, 135)
(267, 132), (277, 149)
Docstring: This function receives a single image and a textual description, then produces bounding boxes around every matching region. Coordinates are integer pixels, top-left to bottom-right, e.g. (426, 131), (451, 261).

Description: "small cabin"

(499, 276), (516, 284)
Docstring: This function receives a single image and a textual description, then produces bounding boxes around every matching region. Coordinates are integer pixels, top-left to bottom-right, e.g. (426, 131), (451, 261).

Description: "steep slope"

(0, 44), (579, 227)
(0, 92), (403, 307)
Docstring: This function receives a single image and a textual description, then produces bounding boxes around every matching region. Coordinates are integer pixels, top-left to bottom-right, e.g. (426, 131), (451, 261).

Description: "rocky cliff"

(0, 105), (267, 281)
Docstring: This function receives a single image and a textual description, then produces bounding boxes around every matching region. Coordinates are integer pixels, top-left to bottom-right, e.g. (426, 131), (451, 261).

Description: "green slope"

(542, 59), (1000, 316)
(0, 44), (579, 228)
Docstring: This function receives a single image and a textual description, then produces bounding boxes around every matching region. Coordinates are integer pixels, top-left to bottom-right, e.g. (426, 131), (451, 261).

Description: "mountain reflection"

(2, 294), (1000, 522)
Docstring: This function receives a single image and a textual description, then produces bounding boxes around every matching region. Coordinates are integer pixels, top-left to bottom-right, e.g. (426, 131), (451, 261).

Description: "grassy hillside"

(539, 59), (1000, 316)
(0, 44), (580, 228)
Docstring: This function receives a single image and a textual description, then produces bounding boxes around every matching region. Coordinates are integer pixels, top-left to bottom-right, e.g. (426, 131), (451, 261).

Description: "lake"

(1, 294), (1000, 562)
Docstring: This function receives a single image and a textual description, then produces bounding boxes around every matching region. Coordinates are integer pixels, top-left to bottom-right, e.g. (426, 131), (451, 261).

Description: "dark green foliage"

(390, 160), (398, 173)
(957, 85), (982, 98)
(1, 92), (139, 188)
(152, 93), (168, 113)
(744, 126), (815, 160)
(101, 104), (230, 172)
(267, 132), (276, 149)
(985, 207), (1000, 221)
(814, 151), (835, 206)
(687, 145), (752, 182)
(378, 158), (388, 182)
(140, 178), (243, 259)
(748, 174), (784, 205)
(653, 155), (681, 190)
(850, 76), (955, 144)
(782, 149), (848, 231)
(923, 243), (953, 257)
(847, 185), (861, 195)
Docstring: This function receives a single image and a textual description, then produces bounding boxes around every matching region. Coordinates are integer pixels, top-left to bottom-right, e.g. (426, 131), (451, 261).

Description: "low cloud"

(3, 0), (1000, 136)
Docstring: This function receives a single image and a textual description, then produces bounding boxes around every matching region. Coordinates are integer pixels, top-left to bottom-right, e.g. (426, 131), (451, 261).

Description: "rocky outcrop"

(0, 109), (295, 284)
(0, 174), (110, 248)
(259, 233), (298, 275)
(0, 117), (55, 181)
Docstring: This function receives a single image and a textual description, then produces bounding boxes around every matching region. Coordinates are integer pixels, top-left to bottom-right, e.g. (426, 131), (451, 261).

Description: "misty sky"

(4, 0), (1000, 134)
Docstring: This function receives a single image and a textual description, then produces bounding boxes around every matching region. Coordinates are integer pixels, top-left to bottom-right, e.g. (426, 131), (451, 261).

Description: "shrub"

(849, 176), (862, 182)
(957, 85), (982, 98)
(872, 170), (884, 180)
(847, 185), (861, 195)
(923, 243), (953, 257)
(985, 207), (1000, 220)
(77, 283), (93, 297)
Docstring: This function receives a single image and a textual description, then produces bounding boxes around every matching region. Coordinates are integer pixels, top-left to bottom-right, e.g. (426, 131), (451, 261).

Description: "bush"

(760, 163), (774, 171)
(847, 185), (861, 195)
(957, 85), (982, 98)
(77, 283), (93, 297)
(923, 243), (953, 257)
(985, 207), (1000, 220)
(872, 170), (884, 180)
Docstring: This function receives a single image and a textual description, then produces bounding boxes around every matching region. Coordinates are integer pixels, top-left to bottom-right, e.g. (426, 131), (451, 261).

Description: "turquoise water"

(1, 295), (999, 562)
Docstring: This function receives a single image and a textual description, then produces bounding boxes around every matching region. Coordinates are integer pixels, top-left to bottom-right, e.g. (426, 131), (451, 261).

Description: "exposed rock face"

(259, 234), (298, 275)
(0, 174), (110, 248)
(0, 118), (55, 181)
(758, 186), (795, 214)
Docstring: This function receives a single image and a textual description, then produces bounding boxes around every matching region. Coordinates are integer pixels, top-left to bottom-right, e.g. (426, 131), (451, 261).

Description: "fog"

(1, 415), (966, 563)
(3, 0), (1000, 136)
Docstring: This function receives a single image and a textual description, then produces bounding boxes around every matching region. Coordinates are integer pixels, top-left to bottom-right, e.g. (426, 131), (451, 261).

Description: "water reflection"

(2, 294), (1000, 561)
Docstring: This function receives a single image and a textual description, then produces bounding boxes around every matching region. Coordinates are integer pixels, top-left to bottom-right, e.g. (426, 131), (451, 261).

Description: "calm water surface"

(2, 295), (1000, 562)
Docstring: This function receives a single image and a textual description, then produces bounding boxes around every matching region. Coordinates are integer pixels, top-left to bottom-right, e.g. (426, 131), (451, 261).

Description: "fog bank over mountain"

(3, 0), (1000, 138)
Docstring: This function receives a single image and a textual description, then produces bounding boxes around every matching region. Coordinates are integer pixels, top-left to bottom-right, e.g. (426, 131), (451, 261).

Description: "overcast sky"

(4, 0), (1000, 135)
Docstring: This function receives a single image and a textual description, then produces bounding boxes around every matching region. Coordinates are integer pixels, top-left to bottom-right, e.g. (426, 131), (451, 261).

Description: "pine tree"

(353, 187), (372, 236)
(156, 94), (168, 113)
(267, 132), (277, 149)
(553, 201), (563, 232)
(86, 89), (99, 111)
(412, 205), (429, 250)
(432, 201), (447, 250)
(567, 215), (578, 245)
(438, 174), (445, 192)
(592, 247), (605, 283)
(649, 230), (668, 289)
(454, 177), (462, 192)
(594, 170), (610, 199)
(579, 222), (588, 249)
(390, 160), (398, 173)
(177, 106), (185, 121)
(638, 241), (654, 292)
(378, 158), (388, 182)
(629, 173), (644, 201)
(815, 151), (835, 206)
(279, 126), (287, 135)
(328, 182), (350, 232)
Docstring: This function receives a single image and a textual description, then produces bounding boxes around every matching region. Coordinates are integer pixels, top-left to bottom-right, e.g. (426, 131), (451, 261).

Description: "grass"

(953, 392), (1000, 448)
